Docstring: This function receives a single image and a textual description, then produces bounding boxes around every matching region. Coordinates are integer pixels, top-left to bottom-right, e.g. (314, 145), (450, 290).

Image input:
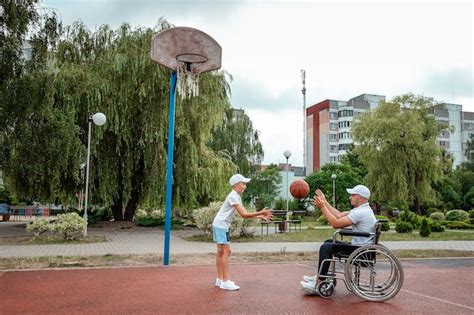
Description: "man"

(212, 174), (273, 291)
(301, 184), (376, 294)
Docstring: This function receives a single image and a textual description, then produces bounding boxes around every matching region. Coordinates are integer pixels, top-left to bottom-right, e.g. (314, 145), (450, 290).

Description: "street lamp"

(331, 173), (337, 206)
(83, 112), (106, 237)
(79, 163), (86, 211)
(284, 150), (292, 222)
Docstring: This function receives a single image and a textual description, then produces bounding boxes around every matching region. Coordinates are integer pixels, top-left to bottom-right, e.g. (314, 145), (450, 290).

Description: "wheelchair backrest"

(373, 220), (385, 245)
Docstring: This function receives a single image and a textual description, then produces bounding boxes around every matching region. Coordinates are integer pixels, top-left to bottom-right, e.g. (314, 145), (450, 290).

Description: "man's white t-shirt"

(212, 190), (241, 229)
(347, 202), (377, 245)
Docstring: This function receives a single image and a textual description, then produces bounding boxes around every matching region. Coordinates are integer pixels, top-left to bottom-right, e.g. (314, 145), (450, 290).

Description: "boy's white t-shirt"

(212, 190), (241, 229)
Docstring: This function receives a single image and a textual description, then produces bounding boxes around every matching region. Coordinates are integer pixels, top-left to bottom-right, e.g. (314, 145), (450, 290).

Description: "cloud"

(230, 77), (301, 111)
(423, 68), (473, 103)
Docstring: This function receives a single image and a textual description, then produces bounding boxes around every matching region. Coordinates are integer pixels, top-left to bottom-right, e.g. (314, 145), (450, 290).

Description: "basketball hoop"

(150, 26), (222, 266)
(150, 27), (222, 99)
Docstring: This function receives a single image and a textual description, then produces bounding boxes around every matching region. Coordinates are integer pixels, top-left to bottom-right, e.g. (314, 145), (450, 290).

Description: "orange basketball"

(290, 179), (310, 199)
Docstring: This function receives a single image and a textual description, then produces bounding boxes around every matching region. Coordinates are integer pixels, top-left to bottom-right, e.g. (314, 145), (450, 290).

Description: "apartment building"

(306, 94), (473, 171)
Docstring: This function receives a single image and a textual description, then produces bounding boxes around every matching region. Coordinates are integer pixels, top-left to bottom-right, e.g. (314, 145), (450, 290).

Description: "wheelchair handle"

(377, 219), (388, 223)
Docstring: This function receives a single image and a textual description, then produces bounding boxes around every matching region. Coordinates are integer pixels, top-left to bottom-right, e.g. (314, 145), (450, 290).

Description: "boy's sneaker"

(215, 278), (235, 287)
(303, 275), (317, 282)
(300, 280), (319, 295)
(220, 280), (240, 291)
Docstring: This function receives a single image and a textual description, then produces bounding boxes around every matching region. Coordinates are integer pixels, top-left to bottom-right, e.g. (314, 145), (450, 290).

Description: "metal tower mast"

(301, 69), (306, 175)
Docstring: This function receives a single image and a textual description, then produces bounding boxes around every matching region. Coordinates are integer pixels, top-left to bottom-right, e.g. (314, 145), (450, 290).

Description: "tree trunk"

(112, 200), (124, 221)
(123, 189), (139, 221)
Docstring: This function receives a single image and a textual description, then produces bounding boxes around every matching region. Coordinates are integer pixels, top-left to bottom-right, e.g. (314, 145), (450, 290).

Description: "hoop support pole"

(164, 71), (177, 266)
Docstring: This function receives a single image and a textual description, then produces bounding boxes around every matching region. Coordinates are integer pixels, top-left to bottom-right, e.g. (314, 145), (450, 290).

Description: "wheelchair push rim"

(344, 244), (404, 302)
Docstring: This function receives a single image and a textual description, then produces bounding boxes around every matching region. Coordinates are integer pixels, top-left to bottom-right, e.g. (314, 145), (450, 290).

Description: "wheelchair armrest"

(338, 229), (372, 237)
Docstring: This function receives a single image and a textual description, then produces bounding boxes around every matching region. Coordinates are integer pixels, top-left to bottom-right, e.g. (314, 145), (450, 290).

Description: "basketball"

(290, 179), (310, 199)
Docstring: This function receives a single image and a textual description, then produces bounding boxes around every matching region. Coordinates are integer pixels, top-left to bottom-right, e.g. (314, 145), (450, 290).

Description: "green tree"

(209, 107), (264, 176)
(305, 163), (363, 211)
(432, 176), (462, 211)
(243, 164), (281, 209)
(1, 18), (237, 219)
(352, 94), (445, 214)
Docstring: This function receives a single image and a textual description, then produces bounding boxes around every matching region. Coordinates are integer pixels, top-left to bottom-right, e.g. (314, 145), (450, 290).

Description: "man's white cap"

(229, 174), (251, 186)
(346, 185), (371, 199)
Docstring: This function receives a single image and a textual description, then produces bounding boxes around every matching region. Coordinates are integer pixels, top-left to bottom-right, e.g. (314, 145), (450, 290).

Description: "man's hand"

(315, 189), (327, 203)
(312, 195), (325, 209)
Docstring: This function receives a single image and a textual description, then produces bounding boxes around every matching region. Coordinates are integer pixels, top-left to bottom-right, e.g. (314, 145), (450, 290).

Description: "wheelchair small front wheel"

(317, 280), (336, 299)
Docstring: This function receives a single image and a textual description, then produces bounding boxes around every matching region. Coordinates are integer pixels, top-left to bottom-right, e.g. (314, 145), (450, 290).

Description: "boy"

(213, 174), (273, 291)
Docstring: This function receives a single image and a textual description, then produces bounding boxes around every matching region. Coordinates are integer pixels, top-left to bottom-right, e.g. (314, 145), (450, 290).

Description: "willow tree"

(0, 1), (79, 203)
(209, 107), (264, 176)
(53, 21), (236, 220)
(2, 17), (236, 219)
(352, 94), (445, 214)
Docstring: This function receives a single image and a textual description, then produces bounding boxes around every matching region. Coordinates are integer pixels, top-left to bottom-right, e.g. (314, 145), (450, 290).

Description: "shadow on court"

(1, 258), (473, 314)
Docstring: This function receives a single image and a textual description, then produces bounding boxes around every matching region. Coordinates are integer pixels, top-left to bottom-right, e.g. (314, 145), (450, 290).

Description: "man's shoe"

(300, 280), (319, 295)
(220, 280), (240, 291)
(303, 275), (317, 282)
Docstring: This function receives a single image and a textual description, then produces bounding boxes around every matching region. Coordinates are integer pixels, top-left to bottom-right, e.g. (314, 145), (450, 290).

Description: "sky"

(42, 0), (473, 167)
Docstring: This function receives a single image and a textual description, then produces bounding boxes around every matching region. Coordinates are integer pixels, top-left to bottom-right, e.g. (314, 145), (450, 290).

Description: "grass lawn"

(186, 228), (474, 243)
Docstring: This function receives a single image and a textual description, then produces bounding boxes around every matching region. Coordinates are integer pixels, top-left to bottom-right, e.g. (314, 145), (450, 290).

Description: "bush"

(430, 222), (445, 232)
(192, 202), (254, 237)
(445, 210), (469, 222)
(442, 221), (474, 230)
(26, 213), (86, 240)
(395, 220), (413, 233)
(376, 215), (390, 231)
(398, 209), (421, 228)
(134, 209), (164, 227)
(318, 215), (328, 225)
(469, 210), (474, 219)
(419, 217), (431, 237)
(425, 207), (440, 216)
(26, 218), (53, 238)
(54, 213), (87, 240)
(429, 212), (445, 222)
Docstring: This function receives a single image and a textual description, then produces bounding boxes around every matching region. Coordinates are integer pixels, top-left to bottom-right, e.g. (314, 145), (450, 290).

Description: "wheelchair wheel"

(317, 280), (336, 299)
(344, 245), (404, 302)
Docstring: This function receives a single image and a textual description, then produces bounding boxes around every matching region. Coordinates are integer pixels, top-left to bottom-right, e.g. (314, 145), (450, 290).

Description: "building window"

(338, 110), (353, 117)
(439, 130), (449, 138)
(330, 112), (337, 119)
(330, 133), (338, 141)
(338, 143), (350, 150)
(330, 123), (338, 130)
(438, 140), (450, 148)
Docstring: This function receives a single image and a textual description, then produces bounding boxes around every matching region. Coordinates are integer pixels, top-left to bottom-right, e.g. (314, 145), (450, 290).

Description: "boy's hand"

(261, 207), (273, 221)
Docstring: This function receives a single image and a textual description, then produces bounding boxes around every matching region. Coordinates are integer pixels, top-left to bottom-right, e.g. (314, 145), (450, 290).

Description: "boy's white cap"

(346, 185), (371, 199)
(229, 174), (251, 186)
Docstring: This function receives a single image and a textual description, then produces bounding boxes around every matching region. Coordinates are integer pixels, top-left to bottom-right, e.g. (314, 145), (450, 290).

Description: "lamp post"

(79, 163), (86, 211)
(284, 150), (292, 222)
(83, 112), (106, 237)
(331, 174), (337, 206)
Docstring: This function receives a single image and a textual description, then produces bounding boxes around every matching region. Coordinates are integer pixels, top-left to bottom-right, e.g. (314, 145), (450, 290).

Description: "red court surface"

(1, 258), (473, 314)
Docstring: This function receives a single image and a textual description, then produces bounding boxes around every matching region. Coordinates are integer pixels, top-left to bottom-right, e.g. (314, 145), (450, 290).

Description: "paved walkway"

(1, 222), (473, 258)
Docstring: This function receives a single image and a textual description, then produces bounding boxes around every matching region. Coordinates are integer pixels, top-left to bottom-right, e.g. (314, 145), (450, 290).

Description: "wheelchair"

(314, 220), (404, 302)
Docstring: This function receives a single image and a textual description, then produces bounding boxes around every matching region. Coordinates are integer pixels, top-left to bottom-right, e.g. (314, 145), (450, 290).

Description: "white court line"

(295, 262), (474, 311)
(400, 289), (474, 311)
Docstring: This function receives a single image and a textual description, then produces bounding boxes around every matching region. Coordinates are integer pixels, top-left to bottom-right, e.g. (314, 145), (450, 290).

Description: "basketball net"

(176, 60), (200, 99)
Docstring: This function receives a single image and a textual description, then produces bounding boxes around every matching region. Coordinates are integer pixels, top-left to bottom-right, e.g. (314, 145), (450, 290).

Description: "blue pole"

(164, 71), (177, 265)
